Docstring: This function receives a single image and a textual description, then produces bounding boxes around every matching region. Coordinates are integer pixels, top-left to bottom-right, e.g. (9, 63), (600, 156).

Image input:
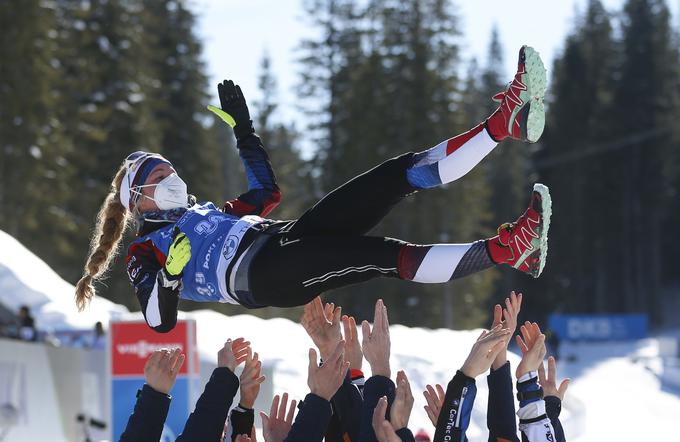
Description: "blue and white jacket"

(125, 134), (281, 332)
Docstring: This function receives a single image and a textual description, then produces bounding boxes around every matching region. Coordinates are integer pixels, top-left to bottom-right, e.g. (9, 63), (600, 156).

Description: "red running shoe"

(486, 45), (546, 143)
(487, 183), (552, 278)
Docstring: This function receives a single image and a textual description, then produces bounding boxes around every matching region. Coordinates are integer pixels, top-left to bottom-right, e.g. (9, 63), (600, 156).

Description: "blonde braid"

(75, 163), (131, 311)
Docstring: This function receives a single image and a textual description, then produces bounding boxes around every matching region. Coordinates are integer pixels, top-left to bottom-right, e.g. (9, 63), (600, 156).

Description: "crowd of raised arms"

(120, 291), (569, 442)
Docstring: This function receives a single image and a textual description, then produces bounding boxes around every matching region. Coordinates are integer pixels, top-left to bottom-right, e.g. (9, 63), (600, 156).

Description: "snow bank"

(0, 229), (128, 330)
(2, 229), (680, 440)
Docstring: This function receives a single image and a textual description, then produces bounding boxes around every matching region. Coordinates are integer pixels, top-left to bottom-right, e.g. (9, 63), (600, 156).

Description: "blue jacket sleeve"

(176, 367), (240, 442)
(283, 393), (333, 442)
(224, 133), (281, 218)
(433, 371), (477, 442)
(119, 384), (171, 442)
(326, 369), (363, 441)
(487, 362), (519, 442)
(359, 375), (396, 442)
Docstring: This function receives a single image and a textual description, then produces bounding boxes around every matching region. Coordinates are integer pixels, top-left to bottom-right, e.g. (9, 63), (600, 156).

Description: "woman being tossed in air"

(76, 46), (552, 333)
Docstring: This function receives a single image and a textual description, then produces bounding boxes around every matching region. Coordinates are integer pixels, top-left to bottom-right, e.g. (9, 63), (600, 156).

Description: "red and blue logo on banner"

(110, 320), (199, 441)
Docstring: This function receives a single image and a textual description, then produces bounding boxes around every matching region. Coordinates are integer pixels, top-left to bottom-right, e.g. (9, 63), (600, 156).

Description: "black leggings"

(250, 153), (418, 307)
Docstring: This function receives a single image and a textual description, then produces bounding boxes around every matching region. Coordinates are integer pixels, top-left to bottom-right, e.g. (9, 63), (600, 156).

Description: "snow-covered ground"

(1, 229), (679, 440)
(0, 229), (128, 330)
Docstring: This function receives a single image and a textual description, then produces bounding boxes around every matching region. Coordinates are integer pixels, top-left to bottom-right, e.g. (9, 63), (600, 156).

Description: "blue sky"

(192, 0), (677, 133)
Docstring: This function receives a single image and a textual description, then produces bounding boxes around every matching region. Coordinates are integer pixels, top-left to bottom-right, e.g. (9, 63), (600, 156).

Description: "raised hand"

(361, 299), (391, 378)
(372, 396), (401, 442)
(390, 370), (414, 430)
(491, 291), (522, 371)
(538, 356), (570, 400)
(460, 324), (511, 378)
(515, 322), (547, 378)
(301, 297), (342, 361)
(342, 314), (363, 370)
(422, 384), (445, 427)
(207, 80), (254, 140)
(144, 348), (185, 395)
(239, 349), (266, 409)
(260, 393), (296, 442)
(218, 338), (251, 372)
(307, 341), (350, 401)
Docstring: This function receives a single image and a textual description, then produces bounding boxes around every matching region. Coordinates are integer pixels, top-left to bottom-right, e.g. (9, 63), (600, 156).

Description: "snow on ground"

(0, 229), (128, 330)
(185, 308), (526, 440)
(2, 229), (679, 440)
(561, 339), (680, 441)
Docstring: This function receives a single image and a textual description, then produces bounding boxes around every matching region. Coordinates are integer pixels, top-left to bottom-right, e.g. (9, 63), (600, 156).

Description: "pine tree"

(0, 0), (75, 269)
(139, 0), (223, 204)
(534, 0), (620, 319)
(253, 53), (312, 220)
(610, 0), (680, 321)
(298, 0), (498, 327)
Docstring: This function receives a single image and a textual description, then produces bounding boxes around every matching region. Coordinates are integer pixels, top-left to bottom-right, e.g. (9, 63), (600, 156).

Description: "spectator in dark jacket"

(260, 340), (349, 442)
(514, 322), (562, 442)
(300, 297), (364, 441)
(119, 348), (185, 442)
(226, 349), (266, 440)
(360, 299), (418, 442)
(177, 337), (253, 441)
(487, 291), (522, 442)
(119, 337), (252, 442)
(538, 356), (569, 442)
(432, 324), (510, 441)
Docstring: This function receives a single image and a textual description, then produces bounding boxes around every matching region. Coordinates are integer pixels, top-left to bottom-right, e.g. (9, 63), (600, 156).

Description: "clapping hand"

(239, 349), (266, 409)
(361, 299), (391, 378)
(307, 340), (350, 401)
(260, 393), (296, 442)
(515, 322), (547, 378)
(144, 348), (185, 395)
(342, 314), (363, 370)
(372, 396), (401, 442)
(539, 356), (570, 400)
(301, 297), (342, 361)
(218, 338), (251, 372)
(390, 370), (414, 430)
(422, 384), (445, 427)
(460, 324), (510, 378)
(491, 291), (522, 371)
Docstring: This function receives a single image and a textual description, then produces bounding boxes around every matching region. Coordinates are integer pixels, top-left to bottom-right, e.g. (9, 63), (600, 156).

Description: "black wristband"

(234, 121), (255, 141)
(516, 387), (544, 402)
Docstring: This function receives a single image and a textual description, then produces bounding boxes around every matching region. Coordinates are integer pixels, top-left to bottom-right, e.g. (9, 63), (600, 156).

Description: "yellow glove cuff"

(207, 104), (237, 128)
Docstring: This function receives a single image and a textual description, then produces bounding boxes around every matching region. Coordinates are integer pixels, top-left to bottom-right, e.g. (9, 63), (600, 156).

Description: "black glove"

(207, 79), (254, 141)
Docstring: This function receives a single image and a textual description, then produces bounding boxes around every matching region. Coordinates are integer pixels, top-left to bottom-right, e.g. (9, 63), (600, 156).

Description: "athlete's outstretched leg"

(406, 45), (546, 190)
(251, 183), (551, 308)
(289, 46), (546, 238)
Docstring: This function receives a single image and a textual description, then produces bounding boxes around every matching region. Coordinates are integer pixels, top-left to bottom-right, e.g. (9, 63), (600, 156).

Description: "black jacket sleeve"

(487, 362), (519, 442)
(544, 396), (565, 442)
(126, 240), (180, 333)
(359, 375), (396, 442)
(223, 134), (281, 218)
(119, 384), (171, 442)
(176, 367), (240, 442)
(433, 371), (477, 442)
(283, 393), (333, 442)
(396, 428), (416, 442)
(326, 369), (363, 442)
(229, 406), (255, 440)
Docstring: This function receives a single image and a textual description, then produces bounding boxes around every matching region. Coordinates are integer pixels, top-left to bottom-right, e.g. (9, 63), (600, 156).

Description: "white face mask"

(132, 173), (188, 210)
